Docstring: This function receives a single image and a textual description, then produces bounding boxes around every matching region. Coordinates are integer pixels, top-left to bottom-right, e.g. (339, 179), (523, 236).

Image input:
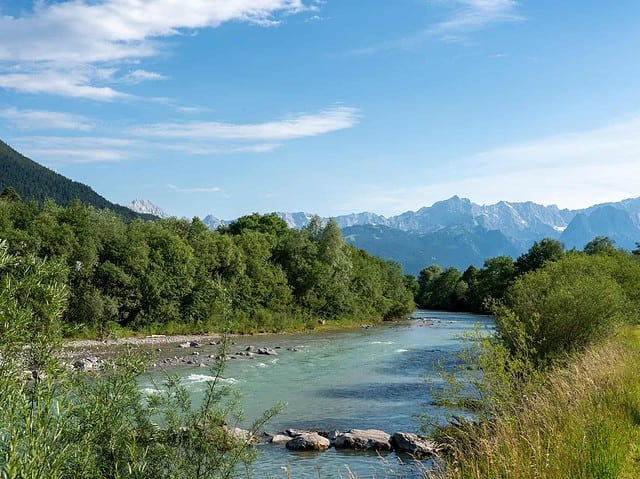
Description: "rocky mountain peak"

(127, 199), (168, 218)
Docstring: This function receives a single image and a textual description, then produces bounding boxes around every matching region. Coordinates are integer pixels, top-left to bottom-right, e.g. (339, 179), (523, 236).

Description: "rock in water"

(334, 429), (392, 451)
(268, 434), (292, 445)
(390, 432), (438, 457)
(285, 433), (330, 451)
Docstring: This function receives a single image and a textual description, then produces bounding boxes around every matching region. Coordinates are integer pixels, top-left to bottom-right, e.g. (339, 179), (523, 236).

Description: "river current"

(139, 310), (492, 478)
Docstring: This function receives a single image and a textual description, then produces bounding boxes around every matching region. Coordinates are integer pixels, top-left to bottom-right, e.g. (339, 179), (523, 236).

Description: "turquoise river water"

(139, 310), (492, 478)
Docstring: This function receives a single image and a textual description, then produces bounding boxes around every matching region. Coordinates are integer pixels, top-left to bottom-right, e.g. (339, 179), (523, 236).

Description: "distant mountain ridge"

(127, 199), (168, 218)
(202, 195), (640, 275)
(0, 139), (154, 221)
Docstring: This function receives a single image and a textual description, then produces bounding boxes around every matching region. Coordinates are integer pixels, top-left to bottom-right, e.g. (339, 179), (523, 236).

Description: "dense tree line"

(413, 236), (639, 313)
(0, 196), (414, 337)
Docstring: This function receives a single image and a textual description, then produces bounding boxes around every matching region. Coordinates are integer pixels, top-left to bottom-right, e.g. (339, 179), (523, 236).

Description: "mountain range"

(201, 195), (640, 275)
(2, 138), (636, 276)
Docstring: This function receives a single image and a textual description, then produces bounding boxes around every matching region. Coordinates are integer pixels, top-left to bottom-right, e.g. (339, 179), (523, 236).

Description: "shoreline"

(64, 333), (224, 349)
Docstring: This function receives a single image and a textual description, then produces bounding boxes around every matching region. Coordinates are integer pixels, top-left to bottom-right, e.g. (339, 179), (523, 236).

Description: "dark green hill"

(0, 140), (153, 220)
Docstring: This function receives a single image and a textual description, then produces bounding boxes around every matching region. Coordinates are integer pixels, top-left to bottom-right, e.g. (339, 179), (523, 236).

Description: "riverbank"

(61, 315), (419, 364)
(430, 325), (640, 479)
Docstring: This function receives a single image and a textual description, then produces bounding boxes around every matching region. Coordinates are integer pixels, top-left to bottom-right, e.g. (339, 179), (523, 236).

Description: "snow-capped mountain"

(126, 199), (168, 218)
(200, 195), (640, 274)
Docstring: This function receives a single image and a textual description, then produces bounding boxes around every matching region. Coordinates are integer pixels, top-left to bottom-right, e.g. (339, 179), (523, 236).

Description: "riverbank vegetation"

(0, 196), (413, 338)
(424, 243), (640, 479)
(0, 241), (277, 478)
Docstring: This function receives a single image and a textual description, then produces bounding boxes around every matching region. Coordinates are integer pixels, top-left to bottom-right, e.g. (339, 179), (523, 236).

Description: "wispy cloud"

(342, 115), (640, 214)
(0, 107), (93, 131)
(0, 66), (132, 101)
(135, 106), (359, 141)
(431, 0), (523, 39)
(9, 104), (359, 164)
(167, 184), (222, 194)
(118, 69), (168, 84)
(0, 0), (311, 100)
(352, 0), (522, 54)
(12, 135), (142, 164)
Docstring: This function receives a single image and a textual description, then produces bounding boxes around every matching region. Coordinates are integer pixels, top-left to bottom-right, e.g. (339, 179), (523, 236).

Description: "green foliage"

(416, 266), (464, 311)
(429, 330), (640, 479)
(584, 235), (616, 255)
(0, 199), (414, 337)
(0, 242), (278, 478)
(0, 187), (21, 203)
(426, 247), (640, 479)
(514, 237), (565, 275)
(494, 253), (639, 369)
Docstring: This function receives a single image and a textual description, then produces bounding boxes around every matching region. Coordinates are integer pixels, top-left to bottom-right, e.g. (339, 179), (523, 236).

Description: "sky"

(1, 0), (640, 220)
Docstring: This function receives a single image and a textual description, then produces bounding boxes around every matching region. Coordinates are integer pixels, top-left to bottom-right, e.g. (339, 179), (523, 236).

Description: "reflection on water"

(140, 310), (492, 478)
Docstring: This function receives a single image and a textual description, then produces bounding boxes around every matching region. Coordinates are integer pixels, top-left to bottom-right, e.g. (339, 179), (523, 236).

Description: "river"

(139, 310), (492, 478)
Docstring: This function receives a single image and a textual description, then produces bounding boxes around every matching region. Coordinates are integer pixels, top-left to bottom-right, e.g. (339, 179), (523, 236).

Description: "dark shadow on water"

(379, 344), (467, 376)
(319, 380), (430, 402)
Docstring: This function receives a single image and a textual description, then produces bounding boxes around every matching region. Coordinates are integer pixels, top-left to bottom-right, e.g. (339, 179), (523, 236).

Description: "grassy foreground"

(429, 326), (640, 479)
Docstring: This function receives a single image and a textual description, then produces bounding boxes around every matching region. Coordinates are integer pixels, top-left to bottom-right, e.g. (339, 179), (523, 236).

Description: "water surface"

(141, 310), (491, 478)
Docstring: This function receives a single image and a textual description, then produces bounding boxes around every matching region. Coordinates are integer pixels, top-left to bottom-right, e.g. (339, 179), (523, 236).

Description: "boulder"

(73, 358), (95, 371)
(285, 433), (330, 451)
(334, 429), (392, 451)
(284, 428), (309, 437)
(224, 426), (259, 445)
(269, 434), (292, 445)
(257, 347), (278, 356)
(390, 432), (438, 457)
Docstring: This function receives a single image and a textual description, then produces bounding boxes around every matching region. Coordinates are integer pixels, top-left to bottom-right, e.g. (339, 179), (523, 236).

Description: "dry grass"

(428, 327), (640, 479)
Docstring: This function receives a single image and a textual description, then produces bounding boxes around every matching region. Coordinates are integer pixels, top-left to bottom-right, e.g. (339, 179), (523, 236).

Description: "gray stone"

(225, 426), (259, 445)
(334, 429), (392, 451)
(269, 434), (292, 445)
(390, 432), (438, 457)
(285, 433), (330, 451)
(257, 347), (278, 355)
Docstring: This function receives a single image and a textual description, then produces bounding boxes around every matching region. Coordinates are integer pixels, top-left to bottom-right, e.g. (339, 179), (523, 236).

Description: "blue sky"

(1, 0), (640, 219)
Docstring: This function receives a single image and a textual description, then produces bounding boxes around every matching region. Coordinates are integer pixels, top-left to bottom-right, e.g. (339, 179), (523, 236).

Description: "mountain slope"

(342, 224), (521, 275)
(201, 195), (640, 274)
(560, 205), (640, 250)
(0, 140), (153, 220)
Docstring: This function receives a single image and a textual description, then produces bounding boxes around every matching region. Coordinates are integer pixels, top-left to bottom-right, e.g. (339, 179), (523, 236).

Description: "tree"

(470, 256), (515, 310)
(633, 242), (640, 256)
(0, 186), (21, 202)
(494, 254), (629, 369)
(417, 265), (442, 307)
(515, 238), (565, 275)
(583, 236), (616, 255)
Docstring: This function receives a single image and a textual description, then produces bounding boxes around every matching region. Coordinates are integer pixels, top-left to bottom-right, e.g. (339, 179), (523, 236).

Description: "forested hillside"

(0, 140), (152, 221)
(0, 197), (414, 337)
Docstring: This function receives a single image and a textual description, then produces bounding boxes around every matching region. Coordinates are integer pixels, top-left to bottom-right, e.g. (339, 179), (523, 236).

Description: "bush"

(494, 253), (632, 369)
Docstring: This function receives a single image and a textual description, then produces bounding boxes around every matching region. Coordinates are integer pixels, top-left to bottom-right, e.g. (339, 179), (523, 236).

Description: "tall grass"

(428, 327), (640, 479)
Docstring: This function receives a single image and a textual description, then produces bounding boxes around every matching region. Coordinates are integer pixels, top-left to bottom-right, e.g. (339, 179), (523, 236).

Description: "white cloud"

(342, 115), (640, 214)
(118, 69), (168, 84)
(12, 135), (141, 164)
(351, 0), (522, 54)
(0, 0), (310, 100)
(135, 106), (359, 141)
(166, 143), (282, 154)
(167, 184), (222, 193)
(7, 104), (359, 164)
(0, 67), (131, 101)
(430, 0), (522, 38)
(0, 107), (93, 131)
